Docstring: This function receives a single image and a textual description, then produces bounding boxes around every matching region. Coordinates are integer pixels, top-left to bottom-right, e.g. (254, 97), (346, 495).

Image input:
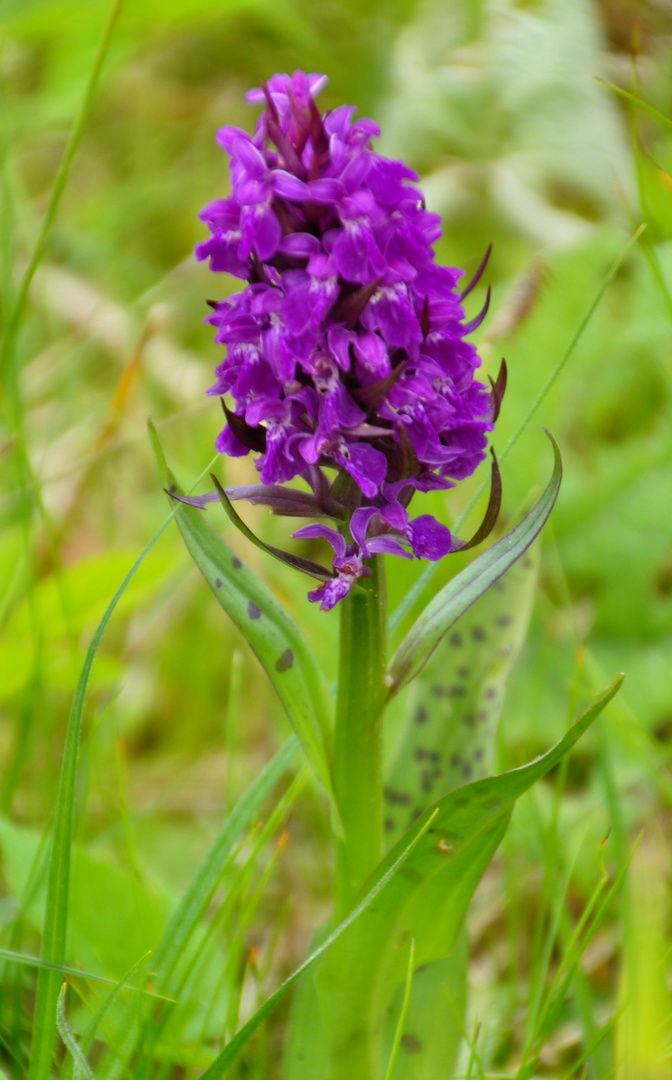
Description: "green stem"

(334, 555), (387, 917)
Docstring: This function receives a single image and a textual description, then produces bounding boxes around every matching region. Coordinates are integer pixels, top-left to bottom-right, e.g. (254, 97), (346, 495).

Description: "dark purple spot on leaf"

(457, 665), (470, 679)
(275, 648), (294, 672)
(401, 1034), (422, 1055)
(421, 771), (434, 792)
(384, 787), (411, 806)
(232, 556), (242, 569)
(449, 632), (463, 647)
(384, 818), (396, 832)
(401, 866), (423, 886)
(471, 626), (486, 642)
(449, 685), (465, 698)
(248, 601), (261, 620)
(414, 706), (428, 724)
(497, 614), (513, 627)
(215, 578), (222, 588)
(462, 763), (472, 778)
(431, 685), (446, 698)
(450, 753), (460, 767)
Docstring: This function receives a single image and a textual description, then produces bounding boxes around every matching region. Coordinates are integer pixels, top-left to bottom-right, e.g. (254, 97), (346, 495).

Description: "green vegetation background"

(0, 0), (671, 1075)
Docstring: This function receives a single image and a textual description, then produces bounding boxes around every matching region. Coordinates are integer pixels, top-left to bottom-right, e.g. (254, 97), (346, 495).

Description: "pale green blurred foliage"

(381, 0), (631, 250)
(616, 830), (671, 1080)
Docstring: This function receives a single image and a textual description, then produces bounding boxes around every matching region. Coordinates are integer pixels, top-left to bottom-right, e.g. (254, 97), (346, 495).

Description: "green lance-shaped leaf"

(306, 675), (622, 1080)
(196, 811), (438, 1079)
(381, 933), (468, 1080)
(383, 546), (539, 846)
(377, 551), (538, 1078)
(149, 424), (335, 805)
(388, 432), (561, 696)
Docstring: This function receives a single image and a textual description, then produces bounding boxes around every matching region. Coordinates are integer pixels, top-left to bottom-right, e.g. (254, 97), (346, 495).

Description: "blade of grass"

(56, 985), (95, 1080)
(0, 948), (164, 997)
(382, 939), (415, 1080)
(102, 751), (303, 1079)
(60, 953), (154, 1080)
(0, 0), (124, 384)
(150, 736), (299, 989)
(558, 1015), (618, 1080)
(389, 223), (646, 634)
(595, 79), (672, 135)
(27, 452), (217, 1080)
(520, 835), (579, 1060)
(198, 810), (439, 1079)
(533, 840), (639, 1052)
(622, 73), (672, 323)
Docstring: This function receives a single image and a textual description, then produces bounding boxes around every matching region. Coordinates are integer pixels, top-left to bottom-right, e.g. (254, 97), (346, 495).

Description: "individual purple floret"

(195, 71), (502, 609)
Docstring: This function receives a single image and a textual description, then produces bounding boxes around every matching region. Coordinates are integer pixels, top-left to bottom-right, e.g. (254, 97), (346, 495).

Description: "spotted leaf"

(149, 423), (335, 806)
(301, 675), (622, 1079)
(383, 545), (539, 846)
(388, 432), (561, 695)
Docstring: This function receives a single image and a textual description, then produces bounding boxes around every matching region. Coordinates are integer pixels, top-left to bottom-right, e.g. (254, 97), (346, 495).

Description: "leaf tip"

(148, 418), (169, 485)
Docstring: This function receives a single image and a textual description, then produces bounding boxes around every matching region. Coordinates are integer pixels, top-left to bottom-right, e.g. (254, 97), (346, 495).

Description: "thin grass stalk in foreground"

(517, 845), (638, 1080)
(198, 811), (438, 1080)
(382, 938), (415, 1080)
(56, 985), (95, 1080)
(151, 738), (298, 990)
(60, 952), (154, 1080)
(0, 0), (124, 385)
(27, 453), (217, 1080)
(0, 947), (162, 996)
(596, 79), (672, 135)
(390, 223), (646, 633)
(128, 753), (304, 1079)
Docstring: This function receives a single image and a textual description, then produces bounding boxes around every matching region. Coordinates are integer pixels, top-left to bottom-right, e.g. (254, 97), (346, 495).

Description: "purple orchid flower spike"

(195, 70), (504, 609)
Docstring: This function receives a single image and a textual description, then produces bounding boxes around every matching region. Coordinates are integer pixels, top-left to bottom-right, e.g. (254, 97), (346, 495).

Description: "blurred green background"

(1, 0), (671, 1075)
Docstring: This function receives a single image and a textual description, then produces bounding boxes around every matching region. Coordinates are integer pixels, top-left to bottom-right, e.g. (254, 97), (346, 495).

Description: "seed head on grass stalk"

(187, 70), (503, 607)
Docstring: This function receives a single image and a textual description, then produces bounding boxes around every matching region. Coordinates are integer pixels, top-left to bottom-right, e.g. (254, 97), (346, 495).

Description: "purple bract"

(196, 71), (499, 609)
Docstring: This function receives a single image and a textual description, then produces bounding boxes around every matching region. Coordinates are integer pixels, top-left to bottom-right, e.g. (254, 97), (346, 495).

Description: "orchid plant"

(153, 71), (623, 1079)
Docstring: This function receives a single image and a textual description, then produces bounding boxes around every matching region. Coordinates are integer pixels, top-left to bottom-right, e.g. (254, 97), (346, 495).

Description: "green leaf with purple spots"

(383, 545), (539, 847)
(388, 433), (561, 696)
(149, 424), (335, 804)
(380, 932), (468, 1080)
(302, 674), (622, 1080)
